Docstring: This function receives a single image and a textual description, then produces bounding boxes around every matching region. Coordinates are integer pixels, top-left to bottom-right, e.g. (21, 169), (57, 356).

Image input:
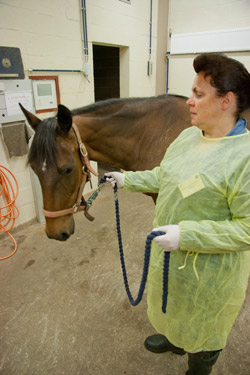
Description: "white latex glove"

(105, 172), (124, 188)
(152, 225), (180, 252)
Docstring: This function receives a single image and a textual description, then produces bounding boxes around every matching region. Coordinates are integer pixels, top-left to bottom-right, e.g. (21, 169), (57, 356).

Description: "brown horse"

(20, 95), (250, 241)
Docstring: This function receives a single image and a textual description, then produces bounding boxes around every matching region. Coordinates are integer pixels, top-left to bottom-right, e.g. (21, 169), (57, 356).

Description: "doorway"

(93, 45), (120, 102)
(93, 45), (121, 174)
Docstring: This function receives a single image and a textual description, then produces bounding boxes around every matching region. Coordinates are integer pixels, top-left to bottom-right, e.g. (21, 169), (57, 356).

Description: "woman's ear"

(221, 91), (236, 111)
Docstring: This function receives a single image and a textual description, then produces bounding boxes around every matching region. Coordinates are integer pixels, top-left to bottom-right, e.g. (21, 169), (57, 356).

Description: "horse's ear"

(57, 104), (72, 134)
(19, 103), (41, 131)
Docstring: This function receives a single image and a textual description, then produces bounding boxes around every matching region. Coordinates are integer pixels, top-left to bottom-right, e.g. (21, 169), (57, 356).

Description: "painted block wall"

(0, 0), (92, 227)
(0, 0), (159, 109)
(0, 0), (161, 227)
(87, 0), (159, 97)
(0, 144), (37, 230)
(167, 0), (250, 97)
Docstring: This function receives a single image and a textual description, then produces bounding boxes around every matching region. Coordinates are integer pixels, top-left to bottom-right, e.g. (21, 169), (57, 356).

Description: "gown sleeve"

(124, 167), (161, 193)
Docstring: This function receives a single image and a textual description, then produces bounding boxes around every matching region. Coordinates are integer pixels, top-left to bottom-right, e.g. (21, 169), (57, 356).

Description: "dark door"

(92, 45), (120, 174)
(93, 45), (120, 101)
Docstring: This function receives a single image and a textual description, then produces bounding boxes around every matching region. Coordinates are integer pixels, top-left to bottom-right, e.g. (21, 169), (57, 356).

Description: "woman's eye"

(62, 167), (73, 175)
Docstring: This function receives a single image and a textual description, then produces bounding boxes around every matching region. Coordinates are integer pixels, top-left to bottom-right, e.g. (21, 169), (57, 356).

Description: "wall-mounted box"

(29, 76), (60, 113)
(0, 47), (25, 79)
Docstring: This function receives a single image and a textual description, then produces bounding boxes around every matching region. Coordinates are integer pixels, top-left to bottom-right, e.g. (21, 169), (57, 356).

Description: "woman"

(105, 53), (250, 375)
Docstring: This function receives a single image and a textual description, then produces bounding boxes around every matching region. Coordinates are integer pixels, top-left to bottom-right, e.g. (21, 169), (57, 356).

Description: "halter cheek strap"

(42, 123), (98, 221)
(72, 123), (97, 177)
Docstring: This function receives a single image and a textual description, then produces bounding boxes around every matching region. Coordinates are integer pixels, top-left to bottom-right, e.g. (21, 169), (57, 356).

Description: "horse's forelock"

(28, 118), (58, 169)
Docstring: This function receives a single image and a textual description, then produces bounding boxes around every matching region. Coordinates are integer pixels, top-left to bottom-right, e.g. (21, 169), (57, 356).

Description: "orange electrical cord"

(0, 165), (20, 260)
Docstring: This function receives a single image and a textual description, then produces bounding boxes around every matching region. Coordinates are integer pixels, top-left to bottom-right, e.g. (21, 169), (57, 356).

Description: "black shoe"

(186, 350), (221, 375)
(144, 334), (186, 355)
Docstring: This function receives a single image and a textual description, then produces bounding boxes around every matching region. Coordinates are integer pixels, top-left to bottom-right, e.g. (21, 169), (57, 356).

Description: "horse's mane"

(71, 94), (187, 116)
(28, 118), (58, 167)
(72, 98), (126, 115)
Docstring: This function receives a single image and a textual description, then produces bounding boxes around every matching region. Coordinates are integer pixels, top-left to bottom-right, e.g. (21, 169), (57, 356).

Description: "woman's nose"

(186, 97), (194, 106)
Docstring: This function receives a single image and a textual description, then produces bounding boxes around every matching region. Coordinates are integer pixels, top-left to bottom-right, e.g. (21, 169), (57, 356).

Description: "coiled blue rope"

(88, 176), (170, 313)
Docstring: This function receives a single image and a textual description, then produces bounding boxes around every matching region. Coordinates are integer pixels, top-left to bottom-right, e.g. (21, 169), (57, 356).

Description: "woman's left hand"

(152, 225), (180, 251)
(105, 172), (124, 188)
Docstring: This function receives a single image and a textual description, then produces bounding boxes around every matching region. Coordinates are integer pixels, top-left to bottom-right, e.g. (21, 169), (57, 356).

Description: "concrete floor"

(1, 183), (250, 375)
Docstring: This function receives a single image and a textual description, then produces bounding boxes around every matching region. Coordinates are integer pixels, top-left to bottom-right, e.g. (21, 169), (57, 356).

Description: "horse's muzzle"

(45, 219), (75, 241)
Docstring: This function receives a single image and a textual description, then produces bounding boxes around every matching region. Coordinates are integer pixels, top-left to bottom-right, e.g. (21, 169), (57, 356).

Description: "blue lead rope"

(87, 176), (170, 313)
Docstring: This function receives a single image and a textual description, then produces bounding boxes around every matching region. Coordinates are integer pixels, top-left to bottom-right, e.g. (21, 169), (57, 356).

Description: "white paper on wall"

(4, 91), (33, 116)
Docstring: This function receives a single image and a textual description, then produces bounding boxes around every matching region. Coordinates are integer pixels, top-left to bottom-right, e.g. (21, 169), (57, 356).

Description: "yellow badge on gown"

(178, 173), (205, 198)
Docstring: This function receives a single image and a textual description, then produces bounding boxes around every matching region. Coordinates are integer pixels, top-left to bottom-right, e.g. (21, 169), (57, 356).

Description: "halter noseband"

(42, 123), (98, 221)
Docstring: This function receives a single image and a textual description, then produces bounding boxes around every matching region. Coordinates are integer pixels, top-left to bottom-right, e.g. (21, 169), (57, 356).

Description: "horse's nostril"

(58, 232), (70, 241)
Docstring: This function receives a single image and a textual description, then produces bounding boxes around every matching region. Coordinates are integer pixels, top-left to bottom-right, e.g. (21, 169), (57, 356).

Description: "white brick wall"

(167, 0), (250, 96)
(87, 0), (158, 97)
(0, 146), (36, 227)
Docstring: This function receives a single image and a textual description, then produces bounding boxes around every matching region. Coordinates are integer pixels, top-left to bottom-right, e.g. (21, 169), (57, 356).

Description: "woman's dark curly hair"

(193, 53), (250, 116)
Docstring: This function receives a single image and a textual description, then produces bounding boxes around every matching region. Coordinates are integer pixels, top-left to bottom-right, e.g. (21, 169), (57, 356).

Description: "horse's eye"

(62, 166), (73, 175)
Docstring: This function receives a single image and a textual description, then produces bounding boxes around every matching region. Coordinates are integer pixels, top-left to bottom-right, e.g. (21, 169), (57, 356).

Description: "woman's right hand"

(105, 172), (124, 188)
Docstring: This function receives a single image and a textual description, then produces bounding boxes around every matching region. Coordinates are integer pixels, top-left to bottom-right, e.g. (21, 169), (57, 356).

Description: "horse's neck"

(73, 114), (138, 171)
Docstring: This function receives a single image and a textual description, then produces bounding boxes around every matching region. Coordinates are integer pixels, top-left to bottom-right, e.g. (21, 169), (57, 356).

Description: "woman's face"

(186, 72), (224, 134)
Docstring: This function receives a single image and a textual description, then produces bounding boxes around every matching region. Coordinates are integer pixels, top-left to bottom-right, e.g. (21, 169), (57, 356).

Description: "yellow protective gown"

(124, 126), (250, 353)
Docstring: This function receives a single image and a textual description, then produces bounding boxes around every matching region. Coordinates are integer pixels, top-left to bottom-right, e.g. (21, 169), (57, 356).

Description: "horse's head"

(20, 104), (84, 241)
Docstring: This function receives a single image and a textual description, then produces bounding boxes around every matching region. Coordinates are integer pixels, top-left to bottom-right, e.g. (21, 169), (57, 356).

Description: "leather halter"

(42, 123), (98, 221)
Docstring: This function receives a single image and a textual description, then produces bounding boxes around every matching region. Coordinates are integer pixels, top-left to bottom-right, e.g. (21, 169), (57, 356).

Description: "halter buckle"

(80, 143), (88, 157)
